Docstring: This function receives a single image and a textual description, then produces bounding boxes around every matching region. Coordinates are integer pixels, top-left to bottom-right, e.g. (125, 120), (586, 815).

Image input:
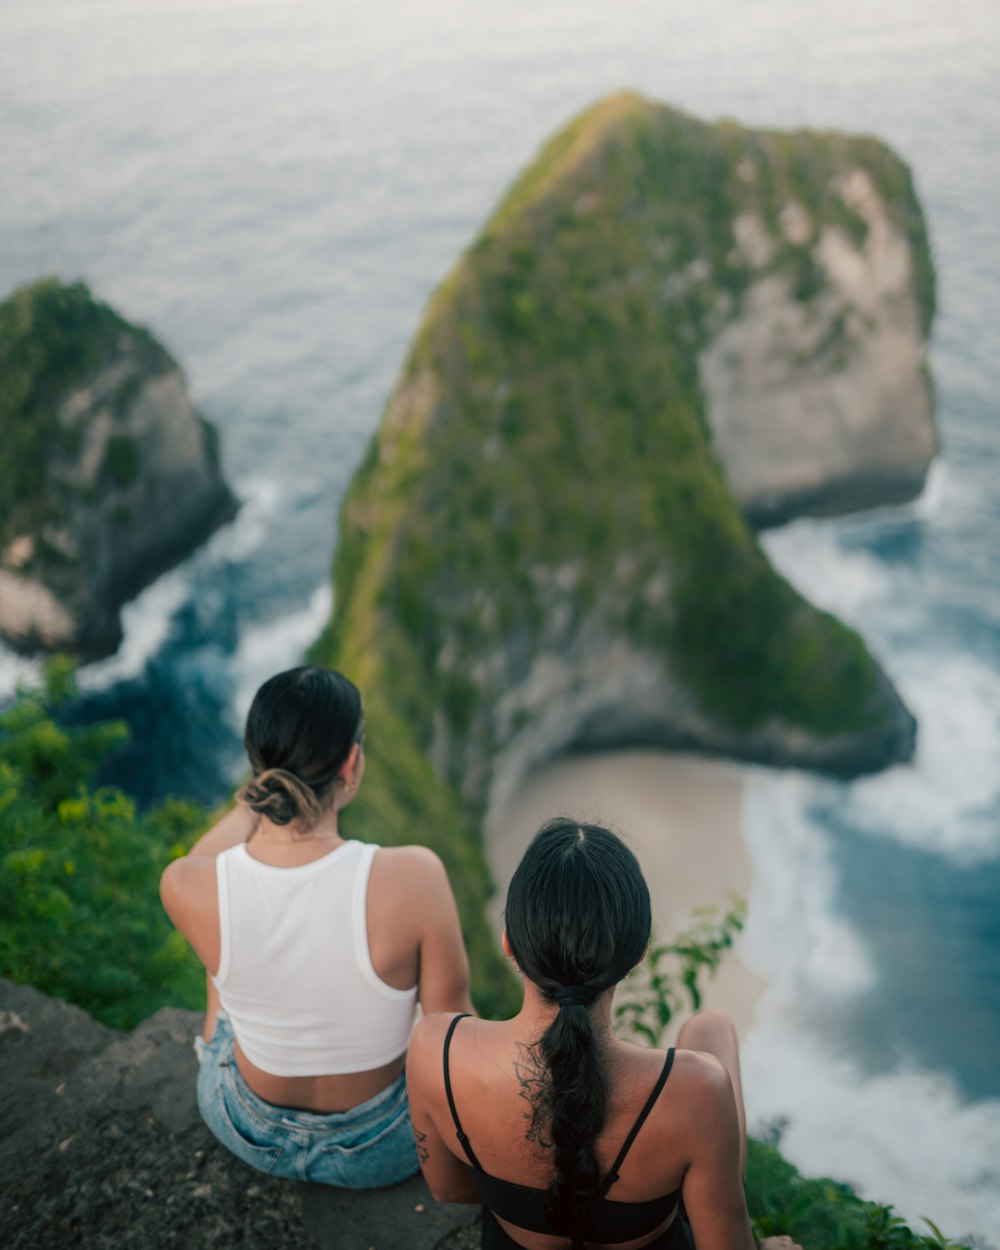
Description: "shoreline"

(483, 748), (764, 1040)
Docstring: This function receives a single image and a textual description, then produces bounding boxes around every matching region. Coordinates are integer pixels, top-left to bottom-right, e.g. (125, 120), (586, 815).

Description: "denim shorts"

(195, 1016), (419, 1187)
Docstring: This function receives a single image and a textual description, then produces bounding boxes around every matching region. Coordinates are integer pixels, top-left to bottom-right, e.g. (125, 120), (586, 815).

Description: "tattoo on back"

(414, 1127), (430, 1164)
(514, 1040), (552, 1148)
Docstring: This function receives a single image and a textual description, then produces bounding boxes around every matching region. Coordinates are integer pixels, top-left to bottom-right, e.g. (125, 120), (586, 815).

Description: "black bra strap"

(599, 1048), (676, 1197)
(442, 1013), (483, 1170)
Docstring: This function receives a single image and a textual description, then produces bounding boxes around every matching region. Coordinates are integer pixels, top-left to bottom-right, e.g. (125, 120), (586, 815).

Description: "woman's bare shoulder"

(370, 844), (452, 897)
(614, 1041), (733, 1124)
(666, 1044), (736, 1110)
(373, 843), (446, 872)
(159, 853), (220, 932)
(616, 1038), (725, 1082)
(407, 1010), (470, 1075)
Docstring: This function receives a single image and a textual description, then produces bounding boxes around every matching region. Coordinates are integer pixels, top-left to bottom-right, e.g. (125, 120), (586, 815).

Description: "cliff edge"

(0, 977), (478, 1250)
(0, 279), (237, 659)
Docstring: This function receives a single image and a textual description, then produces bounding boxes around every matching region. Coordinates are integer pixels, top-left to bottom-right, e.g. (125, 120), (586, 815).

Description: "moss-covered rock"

(310, 93), (928, 1008)
(0, 279), (237, 658)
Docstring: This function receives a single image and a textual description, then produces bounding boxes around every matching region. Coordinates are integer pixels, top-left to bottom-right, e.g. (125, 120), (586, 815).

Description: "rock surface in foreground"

(0, 279), (237, 659)
(0, 978), (478, 1250)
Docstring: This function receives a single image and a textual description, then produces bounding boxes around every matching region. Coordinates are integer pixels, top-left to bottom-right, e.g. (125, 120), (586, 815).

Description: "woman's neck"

(247, 810), (345, 863)
(514, 978), (616, 1039)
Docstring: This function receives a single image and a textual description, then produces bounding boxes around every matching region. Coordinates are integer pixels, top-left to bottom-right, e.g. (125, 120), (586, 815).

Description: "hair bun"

(237, 768), (322, 828)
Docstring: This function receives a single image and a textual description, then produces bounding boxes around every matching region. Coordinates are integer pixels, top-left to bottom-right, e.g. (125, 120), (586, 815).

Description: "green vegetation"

(104, 434), (141, 487)
(614, 896), (747, 1044)
(0, 277), (169, 551)
(747, 1140), (969, 1250)
(0, 660), (206, 1029)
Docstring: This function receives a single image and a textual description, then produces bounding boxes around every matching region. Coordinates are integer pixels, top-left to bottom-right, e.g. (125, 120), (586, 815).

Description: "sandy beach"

(483, 750), (764, 1039)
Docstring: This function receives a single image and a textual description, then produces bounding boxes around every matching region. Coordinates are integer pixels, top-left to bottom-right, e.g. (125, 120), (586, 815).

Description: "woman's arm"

(412, 850), (474, 1015)
(186, 801), (257, 858)
(158, 803), (252, 972)
(678, 1054), (756, 1250)
(374, 846), (473, 1015)
(406, 1016), (482, 1204)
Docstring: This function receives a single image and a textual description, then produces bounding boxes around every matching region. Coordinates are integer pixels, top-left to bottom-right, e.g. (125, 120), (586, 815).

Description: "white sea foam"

(742, 771), (1000, 1247)
(78, 569), (192, 691)
(844, 654), (1000, 862)
(761, 520), (892, 623)
(77, 478), (282, 692)
(231, 581), (334, 733)
(0, 645), (42, 699)
(762, 515), (1000, 862)
(745, 1016), (1000, 1247)
(742, 773), (875, 1000)
(202, 477), (282, 563)
(912, 456), (949, 519)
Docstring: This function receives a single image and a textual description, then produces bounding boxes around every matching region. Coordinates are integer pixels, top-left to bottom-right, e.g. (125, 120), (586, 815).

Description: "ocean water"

(2, 0), (999, 1241)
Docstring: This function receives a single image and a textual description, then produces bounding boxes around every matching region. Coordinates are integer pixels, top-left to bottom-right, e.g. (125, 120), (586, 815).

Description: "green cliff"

(0, 278), (236, 658)
(311, 93), (931, 1009)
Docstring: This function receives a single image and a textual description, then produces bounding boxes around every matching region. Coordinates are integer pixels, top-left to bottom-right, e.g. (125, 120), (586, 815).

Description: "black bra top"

(442, 1014), (682, 1245)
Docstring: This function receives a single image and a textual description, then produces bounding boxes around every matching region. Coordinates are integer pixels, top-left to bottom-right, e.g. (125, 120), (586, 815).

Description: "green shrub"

(0, 660), (206, 1028)
(103, 435), (140, 487)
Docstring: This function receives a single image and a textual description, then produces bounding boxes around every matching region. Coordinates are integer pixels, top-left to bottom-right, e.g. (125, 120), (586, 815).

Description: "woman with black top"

(407, 818), (787, 1250)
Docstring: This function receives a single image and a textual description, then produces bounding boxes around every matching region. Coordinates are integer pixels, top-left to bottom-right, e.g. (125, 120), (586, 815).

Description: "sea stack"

(0, 279), (238, 659)
(305, 94), (939, 960)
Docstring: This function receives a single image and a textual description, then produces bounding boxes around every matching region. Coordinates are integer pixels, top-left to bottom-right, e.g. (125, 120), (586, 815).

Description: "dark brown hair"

(237, 666), (363, 830)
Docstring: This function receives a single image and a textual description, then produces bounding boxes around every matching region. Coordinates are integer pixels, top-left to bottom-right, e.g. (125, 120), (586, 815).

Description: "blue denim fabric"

(195, 1016), (419, 1187)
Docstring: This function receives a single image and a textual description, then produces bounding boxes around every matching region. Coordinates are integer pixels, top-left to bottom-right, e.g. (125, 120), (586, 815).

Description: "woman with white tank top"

(160, 666), (472, 1187)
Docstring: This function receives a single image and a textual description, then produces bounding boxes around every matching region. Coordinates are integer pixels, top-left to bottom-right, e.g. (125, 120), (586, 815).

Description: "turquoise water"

(2, 0), (999, 1240)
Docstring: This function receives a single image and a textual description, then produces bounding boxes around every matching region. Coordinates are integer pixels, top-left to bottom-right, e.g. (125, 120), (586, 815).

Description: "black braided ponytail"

(504, 819), (651, 1242)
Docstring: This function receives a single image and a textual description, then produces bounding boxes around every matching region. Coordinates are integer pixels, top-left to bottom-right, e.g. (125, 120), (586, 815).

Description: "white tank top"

(213, 839), (418, 1076)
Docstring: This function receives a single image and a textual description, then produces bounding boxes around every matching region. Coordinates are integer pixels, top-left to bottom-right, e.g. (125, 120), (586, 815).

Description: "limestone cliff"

(0, 279), (237, 658)
(700, 160), (936, 525)
(310, 94), (925, 987)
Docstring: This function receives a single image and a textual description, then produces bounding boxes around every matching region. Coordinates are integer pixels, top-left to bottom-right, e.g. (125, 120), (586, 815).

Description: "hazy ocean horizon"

(2, 0), (999, 1241)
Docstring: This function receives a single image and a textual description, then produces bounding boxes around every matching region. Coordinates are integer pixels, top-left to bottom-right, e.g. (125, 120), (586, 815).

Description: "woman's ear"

(340, 742), (361, 783)
(501, 928), (519, 970)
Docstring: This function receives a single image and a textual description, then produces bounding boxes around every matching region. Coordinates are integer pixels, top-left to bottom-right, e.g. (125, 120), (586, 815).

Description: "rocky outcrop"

(306, 96), (927, 1004)
(701, 166), (937, 526)
(313, 92), (922, 811)
(0, 279), (237, 659)
(0, 977), (478, 1250)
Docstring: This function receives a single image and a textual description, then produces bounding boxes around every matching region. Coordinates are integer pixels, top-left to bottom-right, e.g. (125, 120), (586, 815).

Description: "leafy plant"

(0, 660), (206, 1028)
(613, 894), (746, 1045)
(745, 1140), (973, 1250)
